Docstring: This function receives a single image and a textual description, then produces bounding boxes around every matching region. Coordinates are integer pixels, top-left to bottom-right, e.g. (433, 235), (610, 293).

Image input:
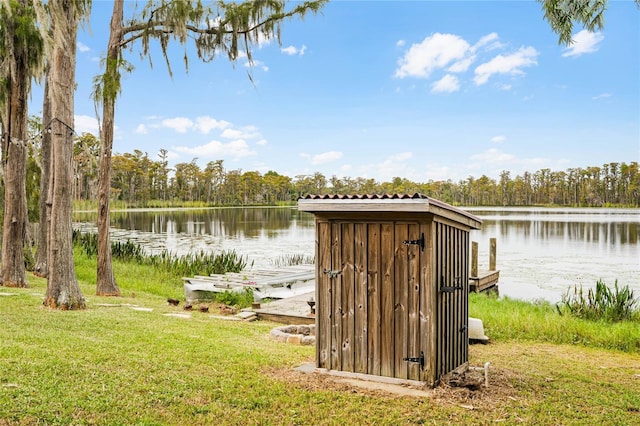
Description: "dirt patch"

(263, 352), (524, 409)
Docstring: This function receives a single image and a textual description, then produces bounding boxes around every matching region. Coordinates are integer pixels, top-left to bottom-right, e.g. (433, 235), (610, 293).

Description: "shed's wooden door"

(315, 220), (429, 382)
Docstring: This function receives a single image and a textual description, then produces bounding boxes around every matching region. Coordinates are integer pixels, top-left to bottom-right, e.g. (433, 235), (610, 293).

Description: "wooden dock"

(469, 270), (500, 292)
(468, 238), (500, 293)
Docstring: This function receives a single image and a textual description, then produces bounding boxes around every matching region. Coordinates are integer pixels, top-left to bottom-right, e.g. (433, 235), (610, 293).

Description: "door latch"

(322, 269), (342, 279)
(439, 275), (463, 293)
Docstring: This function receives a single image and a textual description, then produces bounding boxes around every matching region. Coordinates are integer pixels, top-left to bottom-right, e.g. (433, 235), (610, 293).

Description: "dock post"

(471, 241), (478, 277)
(489, 238), (497, 271)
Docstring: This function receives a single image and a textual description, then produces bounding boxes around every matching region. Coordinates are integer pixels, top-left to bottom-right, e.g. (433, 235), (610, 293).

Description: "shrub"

(558, 279), (639, 322)
(214, 288), (255, 308)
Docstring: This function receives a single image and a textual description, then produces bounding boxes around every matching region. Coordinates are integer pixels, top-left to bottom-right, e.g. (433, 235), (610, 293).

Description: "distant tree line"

(48, 132), (638, 208)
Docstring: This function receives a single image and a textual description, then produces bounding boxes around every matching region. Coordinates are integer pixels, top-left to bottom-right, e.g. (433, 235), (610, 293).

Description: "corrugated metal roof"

(298, 193), (482, 229)
(301, 193), (429, 200)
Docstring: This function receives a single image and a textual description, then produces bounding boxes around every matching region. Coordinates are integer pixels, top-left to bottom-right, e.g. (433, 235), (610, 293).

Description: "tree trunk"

(1, 44), (29, 288)
(96, 0), (123, 297)
(34, 67), (52, 278)
(44, 1), (85, 309)
(0, 2), (37, 287)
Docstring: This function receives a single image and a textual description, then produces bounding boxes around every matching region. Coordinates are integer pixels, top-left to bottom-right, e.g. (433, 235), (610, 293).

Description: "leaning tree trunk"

(34, 66), (52, 278)
(95, 0), (123, 297)
(0, 51), (29, 288)
(44, 1), (85, 309)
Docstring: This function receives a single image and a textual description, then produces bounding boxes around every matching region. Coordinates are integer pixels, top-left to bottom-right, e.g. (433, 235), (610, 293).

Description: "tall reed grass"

(557, 279), (639, 322)
(72, 231), (249, 277)
(271, 253), (315, 267)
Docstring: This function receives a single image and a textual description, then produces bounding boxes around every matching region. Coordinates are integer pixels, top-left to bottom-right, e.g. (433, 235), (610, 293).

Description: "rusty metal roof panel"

(298, 193), (482, 229)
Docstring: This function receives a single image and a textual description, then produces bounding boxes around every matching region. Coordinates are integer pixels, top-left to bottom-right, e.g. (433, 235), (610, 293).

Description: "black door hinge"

(403, 232), (425, 252)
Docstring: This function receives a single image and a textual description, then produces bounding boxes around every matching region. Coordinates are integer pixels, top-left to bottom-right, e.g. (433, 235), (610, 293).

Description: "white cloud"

(431, 74), (460, 93)
(135, 124), (148, 134)
(173, 139), (257, 159)
(311, 151), (343, 164)
(562, 30), (604, 57)
(396, 40), (406, 48)
(470, 148), (516, 164)
(357, 152), (415, 182)
(160, 150), (181, 161)
(490, 135), (506, 144)
(448, 56), (475, 73)
(221, 126), (261, 140)
(77, 41), (90, 53)
(281, 45), (307, 56)
(467, 148), (561, 177)
(388, 152), (412, 162)
(592, 93), (612, 100)
(498, 84), (512, 91)
(473, 46), (538, 85)
(162, 117), (194, 133)
(340, 164), (353, 174)
(255, 32), (273, 48)
(244, 59), (269, 72)
(195, 116), (230, 133)
(395, 33), (471, 79)
(472, 32), (503, 52)
(256, 139), (267, 146)
(74, 115), (99, 135)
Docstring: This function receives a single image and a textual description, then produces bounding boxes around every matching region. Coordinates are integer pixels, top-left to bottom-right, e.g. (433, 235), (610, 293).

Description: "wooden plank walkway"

(253, 291), (316, 325)
(183, 264), (315, 302)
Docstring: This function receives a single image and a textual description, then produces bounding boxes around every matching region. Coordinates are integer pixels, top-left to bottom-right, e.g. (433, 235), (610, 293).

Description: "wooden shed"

(298, 193), (482, 387)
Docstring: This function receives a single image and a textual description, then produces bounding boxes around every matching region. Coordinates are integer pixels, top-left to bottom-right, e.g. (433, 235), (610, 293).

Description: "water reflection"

(468, 208), (639, 302)
(484, 220), (637, 249)
(75, 207), (314, 238)
(74, 207), (639, 303)
(74, 207), (317, 267)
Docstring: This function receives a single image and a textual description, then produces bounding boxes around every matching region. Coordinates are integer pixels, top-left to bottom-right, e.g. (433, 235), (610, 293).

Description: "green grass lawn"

(1, 255), (639, 425)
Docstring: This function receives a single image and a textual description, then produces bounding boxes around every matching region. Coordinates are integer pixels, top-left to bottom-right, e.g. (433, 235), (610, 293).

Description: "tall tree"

(0, 0), (45, 288)
(42, 0), (91, 309)
(34, 65), (52, 277)
(93, 0), (124, 296)
(92, 0), (328, 295)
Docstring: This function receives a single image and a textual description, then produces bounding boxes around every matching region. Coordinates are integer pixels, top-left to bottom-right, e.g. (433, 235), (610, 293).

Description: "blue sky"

(37, 0), (639, 183)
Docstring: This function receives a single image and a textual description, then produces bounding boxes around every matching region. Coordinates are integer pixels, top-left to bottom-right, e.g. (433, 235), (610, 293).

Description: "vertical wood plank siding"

(314, 213), (470, 386)
(316, 220), (331, 370)
(435, 220), (469, 378)
(407, 223), (421, 381)
(341, 223), (355, 372)
(330, 221), (342, 371)
(380, 223), (394, 378)
(354, 223), (368, 374)
(367, 223), (381, 376)
(393, 224), (408, 379)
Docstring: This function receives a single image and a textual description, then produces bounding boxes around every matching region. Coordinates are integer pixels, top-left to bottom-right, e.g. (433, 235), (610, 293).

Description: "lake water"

(73, 207), (640, 303)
